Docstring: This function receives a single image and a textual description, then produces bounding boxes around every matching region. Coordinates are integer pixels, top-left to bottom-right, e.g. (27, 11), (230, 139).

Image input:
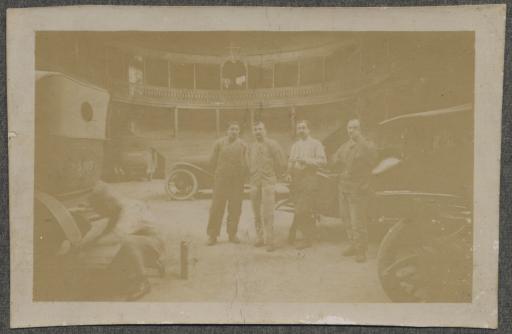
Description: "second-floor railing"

(111, 77), (388, 109)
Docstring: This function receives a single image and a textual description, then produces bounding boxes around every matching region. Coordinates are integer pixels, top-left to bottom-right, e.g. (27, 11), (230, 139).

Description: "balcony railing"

(110, 77), (388, 109)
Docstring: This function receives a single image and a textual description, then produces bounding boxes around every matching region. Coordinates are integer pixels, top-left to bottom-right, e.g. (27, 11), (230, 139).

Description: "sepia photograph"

(33, 30), (475, 303)
(7, 5), (505, 327)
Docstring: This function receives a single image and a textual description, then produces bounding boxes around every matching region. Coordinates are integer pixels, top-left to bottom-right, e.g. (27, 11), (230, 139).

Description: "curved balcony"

(111, 77), (388, 109)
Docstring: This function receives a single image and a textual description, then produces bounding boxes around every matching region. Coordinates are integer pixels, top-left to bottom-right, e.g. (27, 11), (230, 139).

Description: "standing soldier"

(287, 120), (327, 250)
(247, 121), (286, 252)
(332, 118), (377, 263)
(206, 122), (247, 246)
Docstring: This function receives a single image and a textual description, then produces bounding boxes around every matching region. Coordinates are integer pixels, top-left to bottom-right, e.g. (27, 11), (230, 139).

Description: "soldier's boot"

(342, 245), (357, 256)
(355, 245), (367, 263)
(254, 238), (264, 247)
(207, 236), (217, 246)
(355, 252), (367, 263)
(266, 244), (276, 252)
(295, 239), (312, 250)
(228, 235), (240, 244)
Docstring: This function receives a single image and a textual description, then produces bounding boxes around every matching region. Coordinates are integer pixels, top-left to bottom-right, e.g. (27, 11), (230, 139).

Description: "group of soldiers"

(206, 118), (377, 263)
(57, 117), (377, 302)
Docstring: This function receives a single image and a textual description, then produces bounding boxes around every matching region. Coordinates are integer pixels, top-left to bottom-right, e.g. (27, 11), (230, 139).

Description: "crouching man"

(84, 182), (166, 300)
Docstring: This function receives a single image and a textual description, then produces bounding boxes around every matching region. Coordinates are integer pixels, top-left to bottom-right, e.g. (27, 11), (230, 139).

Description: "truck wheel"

(165, 169), (198, 200)
(377, 220), (428, 302)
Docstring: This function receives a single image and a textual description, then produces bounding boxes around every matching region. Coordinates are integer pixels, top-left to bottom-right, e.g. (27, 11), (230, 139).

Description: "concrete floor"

(110, 180), (390, 303)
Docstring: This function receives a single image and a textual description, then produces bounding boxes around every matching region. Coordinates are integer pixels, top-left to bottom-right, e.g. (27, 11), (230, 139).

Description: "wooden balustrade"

(111, 76), (388, 109)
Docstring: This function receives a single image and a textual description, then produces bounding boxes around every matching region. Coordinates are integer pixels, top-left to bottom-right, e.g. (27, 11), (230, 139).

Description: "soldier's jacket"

(209, 136), (248, 179)
(246, 138), (286, 186)
(331, 138), (378, 193)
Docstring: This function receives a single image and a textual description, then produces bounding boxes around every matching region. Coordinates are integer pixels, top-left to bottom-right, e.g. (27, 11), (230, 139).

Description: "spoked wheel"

(378, 251), (431, 302)
(34, 192), (82, 300)
(165, 169), (199, 200)
(377, 221), (433, 302)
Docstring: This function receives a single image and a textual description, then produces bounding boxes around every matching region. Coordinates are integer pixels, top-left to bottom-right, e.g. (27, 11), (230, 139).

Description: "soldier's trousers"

(207, 175), (244, 238)
(289, 171), (318, 242)
(338, 189), (369, 254)
(250, 184), (276, 245)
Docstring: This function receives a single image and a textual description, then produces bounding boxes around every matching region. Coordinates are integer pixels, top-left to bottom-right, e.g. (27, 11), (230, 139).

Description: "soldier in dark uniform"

(331, 118), (377, 263)
(206, 122), (248, 245)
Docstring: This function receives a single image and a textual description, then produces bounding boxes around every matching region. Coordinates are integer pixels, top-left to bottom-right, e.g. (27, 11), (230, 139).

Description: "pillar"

(322, 56), (326, 83)
(104, 46), (110, 86)
(193, 63), (197, 90)
(220, 63), (224, 90)
(272, 63), (276, 88)
(290, 105), (296, 137)
(245, 62), (249, 89)
(167, 60), (172, 90)
(174, 107), (179, 137)
(215, 109), (220, 137)
(142, 57), (147, 85)
(297, 60), (301, 86)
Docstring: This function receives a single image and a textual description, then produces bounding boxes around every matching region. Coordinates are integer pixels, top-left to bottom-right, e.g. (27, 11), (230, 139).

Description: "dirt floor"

(110, 180), (390, 303)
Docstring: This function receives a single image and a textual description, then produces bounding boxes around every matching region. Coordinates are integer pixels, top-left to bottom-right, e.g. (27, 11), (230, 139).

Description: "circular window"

(81, 102), (93, 122)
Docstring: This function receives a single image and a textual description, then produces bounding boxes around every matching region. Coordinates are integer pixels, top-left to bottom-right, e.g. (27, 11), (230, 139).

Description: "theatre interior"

(33, 31), (474, 302)
(35, 31), (473, 183)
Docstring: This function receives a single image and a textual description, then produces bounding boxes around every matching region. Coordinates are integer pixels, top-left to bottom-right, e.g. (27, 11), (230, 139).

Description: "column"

(290, 105), (296, 136)
(358, 37), (363, 85)
(193, 63), (197, 90)
(297, 60), (301, 86)
(104, 46), (110, 87)
(322, 56), (326, 83)
(245, 63), (249, 89)
(142, 57), (147, 85)
(167, 60), (172, 90)
(385, 37), (391, 119)
(272, 63), (276, 88)
(215, 109), (221, 137)
(73, 39), (80, 69)
(219, 63), (224, 90)
(174, 107), (179, 138)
